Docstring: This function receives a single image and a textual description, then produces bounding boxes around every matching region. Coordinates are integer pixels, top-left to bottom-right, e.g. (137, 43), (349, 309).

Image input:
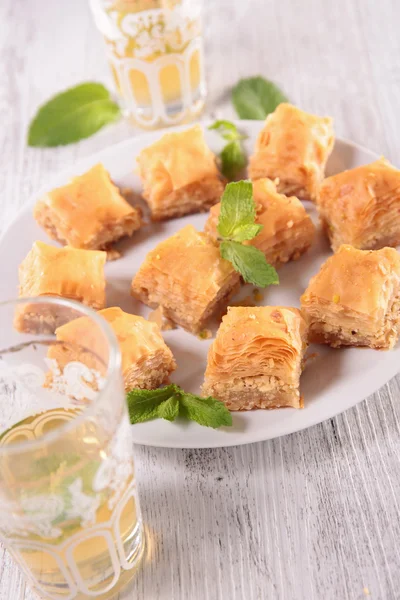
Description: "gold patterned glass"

(89, 0), (206, 128)
(0, 297), (145, 600)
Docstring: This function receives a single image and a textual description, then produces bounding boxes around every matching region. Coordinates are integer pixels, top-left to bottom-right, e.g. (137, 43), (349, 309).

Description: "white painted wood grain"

(1, 0), (400, 598)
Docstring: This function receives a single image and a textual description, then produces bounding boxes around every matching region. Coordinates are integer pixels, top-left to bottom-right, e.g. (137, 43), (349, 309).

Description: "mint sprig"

(221, 241), (279, 287)
(232, 76), (288, 120)
(217, 181), (279, 288)
(209, 120), (247, 180)
(28, 83), (121, 147)
(127, 385), (232, 429)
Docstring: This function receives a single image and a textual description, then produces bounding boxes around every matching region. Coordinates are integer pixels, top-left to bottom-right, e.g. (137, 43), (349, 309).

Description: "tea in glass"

(89, 0), (206, 128)
(0, 297), (145, 600)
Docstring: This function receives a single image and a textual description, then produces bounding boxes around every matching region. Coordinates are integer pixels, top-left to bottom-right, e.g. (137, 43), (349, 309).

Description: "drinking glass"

(0, 297), (144, 600)
(89, 0), (206, 128)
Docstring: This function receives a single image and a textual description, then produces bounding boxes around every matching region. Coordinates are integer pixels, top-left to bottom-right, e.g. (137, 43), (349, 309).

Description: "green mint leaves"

(232, 76), (288, 120)
(217, 181), (279, 288)
(220, 241), (279, 287)
(28, 83), (121, 147)
(209, 120), (247, 180)
(126, 386), (177, 424)
(127, 384), (232, 429)
(217, 180), (261, 239)
(209, 119), (242, 138)
(179, 392), (232, 428)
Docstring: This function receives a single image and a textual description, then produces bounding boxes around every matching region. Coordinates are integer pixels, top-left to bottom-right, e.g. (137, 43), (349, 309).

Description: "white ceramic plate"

(1, 121), (398, 449)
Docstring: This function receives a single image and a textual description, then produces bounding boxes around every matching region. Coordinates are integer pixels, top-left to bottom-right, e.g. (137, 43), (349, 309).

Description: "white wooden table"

(1, 0), (400, 598)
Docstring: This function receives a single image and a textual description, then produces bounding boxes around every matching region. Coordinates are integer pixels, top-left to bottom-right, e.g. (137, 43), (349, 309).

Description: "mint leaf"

(231, 223), (263, 242)
(158, 395), (180, 421)
(209, 120), (246, 142)
(127, 384), (232, 428)
(180, 393), (232, 429)
(127, 385), (179, 424)
(220, 141), (247, 180)
(216, 179), (278, 287)
(28, 82), (121, 147)
(209, 120), (247, 180)
(217, 181), (256, 239)
(232, 76), (288, 120)
(220, 240), (279, 287)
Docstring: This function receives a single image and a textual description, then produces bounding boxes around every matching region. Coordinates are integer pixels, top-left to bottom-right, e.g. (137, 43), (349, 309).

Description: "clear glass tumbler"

(89, 0), (206, 128)
(0, 297), (144, 600)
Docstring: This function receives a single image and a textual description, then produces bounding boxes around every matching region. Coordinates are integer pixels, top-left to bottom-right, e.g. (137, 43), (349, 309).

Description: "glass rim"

(0, 296), (122, 456)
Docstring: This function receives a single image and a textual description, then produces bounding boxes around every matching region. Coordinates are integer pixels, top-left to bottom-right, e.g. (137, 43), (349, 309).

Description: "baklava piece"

(202, 306), (308, 410)
(301, 245), (400, 349)
(249, 103), (334, 201)
(47, 307), (176, 391)
(136, 125), (225, 221)
(205, 178), (315, 266)
(131, 225), (240, 334)
(34, 163), (142, 256)
(317, 157), (400, 251)
(15, 241), (106, 333)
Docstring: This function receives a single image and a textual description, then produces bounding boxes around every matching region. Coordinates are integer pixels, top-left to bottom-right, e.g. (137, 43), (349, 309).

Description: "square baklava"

(34, 163), (142, 256)
(15, 241), (106, 332)
(300, 245), (400, 349)
(249, 103), (334, 201)
(136, 125), (225, 221)
(131, 225), (240, 333)
(317, 157), (400, 251)
(202, 306), (308, 410)
(47, 307), (176, 391)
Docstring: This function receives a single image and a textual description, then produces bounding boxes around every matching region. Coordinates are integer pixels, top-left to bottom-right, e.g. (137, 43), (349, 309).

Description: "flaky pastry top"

(317, 158), (400, 237)
(137, 125), (219, 202)
(19, 241), (106, 304)
(253, 103), (334, 168)
(133, 224), (236, 306)
(205, 306), (307, 382)
(54, 307), (174, 374)
(301, 244), (400, 318)
(35, 164), (137, 243)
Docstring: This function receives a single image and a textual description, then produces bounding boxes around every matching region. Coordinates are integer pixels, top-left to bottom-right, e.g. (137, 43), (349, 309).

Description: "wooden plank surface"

(1, 0), (400, 598)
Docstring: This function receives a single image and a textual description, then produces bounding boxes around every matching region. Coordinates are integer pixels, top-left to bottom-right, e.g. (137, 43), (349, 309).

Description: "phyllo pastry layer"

(136, 125), (225, 221)
(205, 178), (315, 266)
(16, 241), (106, 333)
(202, 306), (308, 410)
(34, 163), (142, 255)
(317, 157), (400, 251)
(47, 307), (176, 391)
(301, 245), (400, 349)
(249, 103), (334, 201)
(131, 224), (240, 334)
